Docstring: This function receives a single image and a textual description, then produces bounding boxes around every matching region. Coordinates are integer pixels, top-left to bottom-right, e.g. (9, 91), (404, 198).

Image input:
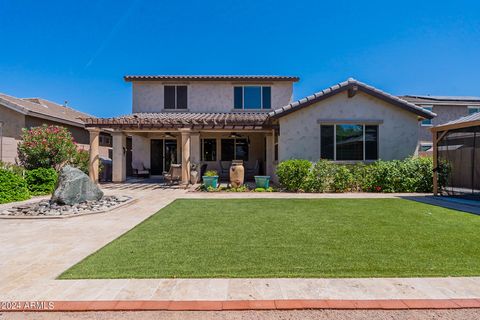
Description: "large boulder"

(51, 166), (103, 205)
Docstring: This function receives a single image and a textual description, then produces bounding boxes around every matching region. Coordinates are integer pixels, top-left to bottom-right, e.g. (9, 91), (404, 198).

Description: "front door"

(150, 139), (178, 175)
(150, 139), (164, 175)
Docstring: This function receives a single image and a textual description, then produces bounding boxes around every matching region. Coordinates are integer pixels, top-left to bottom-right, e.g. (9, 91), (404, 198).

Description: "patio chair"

(246, 160), (260, 178)
(132, 161), (150, 178)
(199, 163), (208, 182)
(163, 164), (182, 185)
(218, 161), (230, 179)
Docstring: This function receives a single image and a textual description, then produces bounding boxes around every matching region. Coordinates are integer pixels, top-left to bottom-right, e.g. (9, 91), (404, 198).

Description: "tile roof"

(0, 93), (91, 127)
(124, 75), (300, 82)
(436, 112), (480, 128)
(269, 78), (436, 119)
(81, 112), (271, 130)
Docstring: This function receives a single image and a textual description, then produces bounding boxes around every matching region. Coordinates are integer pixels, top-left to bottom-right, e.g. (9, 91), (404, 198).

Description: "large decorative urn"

(229, 160), (245, 188)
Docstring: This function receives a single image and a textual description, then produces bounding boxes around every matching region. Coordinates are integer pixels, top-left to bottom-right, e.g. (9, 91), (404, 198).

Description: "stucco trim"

(269, 78), (436, 120)
(317, 119), (384, 125)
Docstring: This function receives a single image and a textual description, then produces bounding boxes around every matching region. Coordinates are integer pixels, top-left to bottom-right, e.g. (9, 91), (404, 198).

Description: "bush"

(276, 157), (439, 193)
(0, 169), (30, 204)
(25, 168), (58, 196)
(276, 159), (312, 191)
(18, 125), (78, 170)
(332, 166), (354, 192)
(302, 160), (334, 192)
(71, 149), (90, 174)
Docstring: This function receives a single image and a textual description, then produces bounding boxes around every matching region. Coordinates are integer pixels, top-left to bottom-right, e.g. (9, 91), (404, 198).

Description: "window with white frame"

(421, 106), (433, 126)
(164, 85), (187, 109)
(320, 124), (379, 161)
(234, 86), (271, 109)
(468, 106), (480, 115)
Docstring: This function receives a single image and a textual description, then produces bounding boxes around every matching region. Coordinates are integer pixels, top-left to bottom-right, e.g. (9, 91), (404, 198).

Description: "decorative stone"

(51, 166), (104, 205)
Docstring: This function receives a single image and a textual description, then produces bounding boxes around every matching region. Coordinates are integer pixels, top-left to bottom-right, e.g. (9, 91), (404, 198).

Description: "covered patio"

(82, 112), (278, 184)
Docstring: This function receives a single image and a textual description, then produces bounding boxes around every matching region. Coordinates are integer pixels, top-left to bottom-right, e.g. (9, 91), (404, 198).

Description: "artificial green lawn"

(60, 199), (480, 279)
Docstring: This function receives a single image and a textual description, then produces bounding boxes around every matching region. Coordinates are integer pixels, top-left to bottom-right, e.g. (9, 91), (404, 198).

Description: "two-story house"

(82, 76), (434, 183)
(400, 95), (480, 153)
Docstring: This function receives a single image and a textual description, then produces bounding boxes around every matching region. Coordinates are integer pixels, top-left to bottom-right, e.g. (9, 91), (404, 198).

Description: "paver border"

(2, 299), (480, 312)
(0, 198), (138, 220)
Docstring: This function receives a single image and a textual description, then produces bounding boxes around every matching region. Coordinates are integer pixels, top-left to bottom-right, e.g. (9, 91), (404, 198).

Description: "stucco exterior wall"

(0, 105), (26, 139)
(278, 91), (420, 162)
(418, 105), (468, 144)
(132, 81), (294, 113)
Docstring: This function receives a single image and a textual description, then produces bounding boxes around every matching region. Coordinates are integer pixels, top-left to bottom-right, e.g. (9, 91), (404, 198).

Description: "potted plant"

(202, 170), (219, 189)
(254, 175), (271, 189)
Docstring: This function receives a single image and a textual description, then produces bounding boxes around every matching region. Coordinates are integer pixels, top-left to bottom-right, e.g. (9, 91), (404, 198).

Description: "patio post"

(180, 128), (191, 184)
(112, 131), (126, 183)
(190, 132), (201, 165)
(265, 132), (275, 177)
(87, 128), (100, 183)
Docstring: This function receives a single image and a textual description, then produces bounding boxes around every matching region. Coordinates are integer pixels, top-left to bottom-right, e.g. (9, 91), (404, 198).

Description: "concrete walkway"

(1, 186), (480, 305)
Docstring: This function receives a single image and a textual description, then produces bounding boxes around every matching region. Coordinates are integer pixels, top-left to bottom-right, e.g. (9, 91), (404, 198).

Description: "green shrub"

(276, 159), (312, 191)
(302, 159), (334, 192)
(0, 169), (30, 204)
(276, 157), (438, 193)
(25, 168), (58, 196)
(71, 149), (90, 174)
(332, 166), (354, 192)
(0, 161), (25, 176)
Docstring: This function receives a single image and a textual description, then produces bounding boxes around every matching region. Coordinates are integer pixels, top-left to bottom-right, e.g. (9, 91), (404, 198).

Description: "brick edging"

(2, 299), (480, 312)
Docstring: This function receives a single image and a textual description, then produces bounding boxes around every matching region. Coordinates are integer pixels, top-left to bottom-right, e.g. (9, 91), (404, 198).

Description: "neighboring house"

(400, 95), (480, 153)
(0, 93), (111, 164)
(82, 76), (434, 183)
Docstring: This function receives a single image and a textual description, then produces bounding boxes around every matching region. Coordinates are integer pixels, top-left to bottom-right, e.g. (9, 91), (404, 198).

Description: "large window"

(201, 139), (217, 161)
(468, 106), (480, 115)
(320, 124), (378, 161)
(164, 85), (187, 109)
(421, 106), (433, 126)
(233, 86), (271, 109)
(221, 138), (249, 161)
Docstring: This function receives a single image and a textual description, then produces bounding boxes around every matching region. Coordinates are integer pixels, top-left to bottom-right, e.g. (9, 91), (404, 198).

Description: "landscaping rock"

(0, 195), (132, 217)
(50, 166), (104, 205)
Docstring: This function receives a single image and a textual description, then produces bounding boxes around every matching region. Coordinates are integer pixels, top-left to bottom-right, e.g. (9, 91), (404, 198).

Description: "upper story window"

(320, 124), (378, 161)
(468, 106), (480, 115)
(234, 86), (271, 110)
(164, 85), (187, 109)
(420, 106), (433, 126)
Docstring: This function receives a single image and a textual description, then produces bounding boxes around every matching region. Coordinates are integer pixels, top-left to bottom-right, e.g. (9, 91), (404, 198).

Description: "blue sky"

(0, 0), (479, 117)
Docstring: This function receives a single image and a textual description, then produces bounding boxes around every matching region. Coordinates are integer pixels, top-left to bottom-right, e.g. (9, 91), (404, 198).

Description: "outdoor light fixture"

(229, 132), (241, 138)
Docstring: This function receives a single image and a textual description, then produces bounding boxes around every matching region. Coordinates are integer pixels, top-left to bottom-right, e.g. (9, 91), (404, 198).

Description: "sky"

(0, 0), (479, 117)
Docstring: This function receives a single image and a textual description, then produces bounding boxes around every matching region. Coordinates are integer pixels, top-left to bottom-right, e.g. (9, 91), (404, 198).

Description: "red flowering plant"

(18, 125), (79, 170)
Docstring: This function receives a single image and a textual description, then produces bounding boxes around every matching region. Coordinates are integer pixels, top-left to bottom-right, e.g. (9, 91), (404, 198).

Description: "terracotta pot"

(229, 161), (245, 187)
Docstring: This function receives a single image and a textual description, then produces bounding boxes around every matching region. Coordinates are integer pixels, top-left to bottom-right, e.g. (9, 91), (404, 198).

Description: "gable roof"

(269, 78), (436, 119)
(0, 93), (92, 128)
(124, 75), (300, 82)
